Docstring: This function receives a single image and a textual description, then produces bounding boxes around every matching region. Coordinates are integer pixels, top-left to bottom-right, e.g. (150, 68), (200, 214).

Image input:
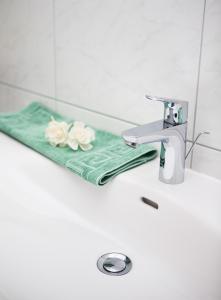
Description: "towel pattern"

(0, 102), (157, 185)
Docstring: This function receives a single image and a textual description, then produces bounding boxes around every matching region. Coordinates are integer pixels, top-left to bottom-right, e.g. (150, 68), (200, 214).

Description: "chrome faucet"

(122, 95), (188, 184)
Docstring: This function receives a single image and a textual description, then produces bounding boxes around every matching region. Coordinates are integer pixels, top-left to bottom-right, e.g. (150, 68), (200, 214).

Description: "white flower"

(45, 116), (71, 147)
(67, 121), (95, 151)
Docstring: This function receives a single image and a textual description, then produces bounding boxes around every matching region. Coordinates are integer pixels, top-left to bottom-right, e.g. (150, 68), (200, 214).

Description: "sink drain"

(97, 253), (132, 276)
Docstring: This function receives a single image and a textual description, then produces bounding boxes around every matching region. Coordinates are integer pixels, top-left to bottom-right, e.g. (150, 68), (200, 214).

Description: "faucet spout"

(123, 120), (169, 146)
(122, 120), (187, 184)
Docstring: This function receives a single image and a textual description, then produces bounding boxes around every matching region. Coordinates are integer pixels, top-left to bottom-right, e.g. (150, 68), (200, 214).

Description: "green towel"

(0, 102), (157, 185)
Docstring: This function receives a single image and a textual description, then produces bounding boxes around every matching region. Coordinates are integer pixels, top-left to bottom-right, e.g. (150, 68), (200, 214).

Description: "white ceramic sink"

(0, 132), (221, 300)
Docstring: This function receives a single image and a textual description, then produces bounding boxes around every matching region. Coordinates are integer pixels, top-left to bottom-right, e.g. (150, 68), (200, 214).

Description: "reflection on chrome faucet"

(122, 95), (188, 184)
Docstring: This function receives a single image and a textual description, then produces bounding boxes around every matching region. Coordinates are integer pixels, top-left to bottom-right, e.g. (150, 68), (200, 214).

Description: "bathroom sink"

(0, 132), (221, 300)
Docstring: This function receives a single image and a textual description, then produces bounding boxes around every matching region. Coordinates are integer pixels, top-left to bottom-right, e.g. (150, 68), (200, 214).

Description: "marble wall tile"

(192, 145), (221, 180)
(0, 84), (55, 113)
(56, 101), (133, 135)
(0, 0), (54, 97)
(194, 0), (221, 150)
(55, 0), (205, 139)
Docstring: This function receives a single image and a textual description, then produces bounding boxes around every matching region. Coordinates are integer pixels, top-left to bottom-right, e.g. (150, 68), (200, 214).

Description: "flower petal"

(67, 123), (73, 131)
(74, 121), (85, 129)
(85, 127), (95, 141)
(68, 139), (79, 150)
(59, 142), (67, 147)
(79, 143), (93, 151)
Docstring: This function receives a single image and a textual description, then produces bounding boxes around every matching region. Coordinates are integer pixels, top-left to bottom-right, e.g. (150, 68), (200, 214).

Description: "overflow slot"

(141, 197), (159, 210)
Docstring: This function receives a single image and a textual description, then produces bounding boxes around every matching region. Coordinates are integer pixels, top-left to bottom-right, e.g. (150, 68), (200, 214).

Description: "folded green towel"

(0, 102), (157, 185)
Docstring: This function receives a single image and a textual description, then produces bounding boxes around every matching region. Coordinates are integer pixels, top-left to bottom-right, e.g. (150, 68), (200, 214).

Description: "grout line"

(190, 0), (207, 167)
(0, 80), (139, 126)
(195, 142), (221, 153)
(52, 0), (57, 111)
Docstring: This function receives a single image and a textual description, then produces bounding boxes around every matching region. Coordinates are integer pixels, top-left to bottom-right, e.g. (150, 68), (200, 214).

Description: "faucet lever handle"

(145, 94), (186, 106)
(145, 94), (188, 125)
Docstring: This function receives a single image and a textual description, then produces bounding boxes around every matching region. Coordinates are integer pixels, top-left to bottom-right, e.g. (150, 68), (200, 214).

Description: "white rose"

(45, 116), (71, 147)
(67, 121), (95, 151)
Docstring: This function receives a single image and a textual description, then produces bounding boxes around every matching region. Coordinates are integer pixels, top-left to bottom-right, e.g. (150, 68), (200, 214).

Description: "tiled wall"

(191, 0), (221, 179)
(0, 0), (220, 180)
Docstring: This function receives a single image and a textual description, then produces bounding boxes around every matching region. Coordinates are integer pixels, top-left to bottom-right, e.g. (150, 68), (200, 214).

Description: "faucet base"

(158, 137), (186, 184)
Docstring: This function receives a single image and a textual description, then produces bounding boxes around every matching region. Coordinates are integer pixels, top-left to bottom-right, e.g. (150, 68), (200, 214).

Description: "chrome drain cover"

(97, 253), (132, 276)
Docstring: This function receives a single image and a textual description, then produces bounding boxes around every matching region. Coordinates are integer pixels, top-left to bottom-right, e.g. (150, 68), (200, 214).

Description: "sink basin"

(0, 132), (221, 300)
